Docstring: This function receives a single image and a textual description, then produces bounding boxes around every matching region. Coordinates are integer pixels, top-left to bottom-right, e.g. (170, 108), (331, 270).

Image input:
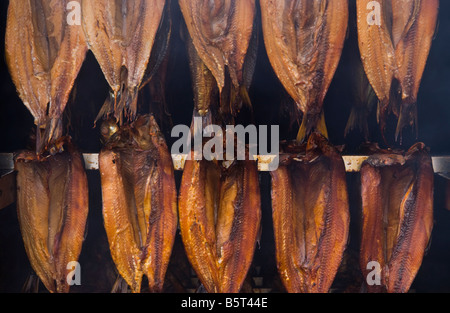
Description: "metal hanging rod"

(1, 153), (449, 211)
(1, 153), (450, 176)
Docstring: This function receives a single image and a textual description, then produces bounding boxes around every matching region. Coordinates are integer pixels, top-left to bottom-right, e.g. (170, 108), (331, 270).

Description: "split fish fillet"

(179, 0), (257, 119)
(270, 133), (350, 292)
(178, 156), (261, 293)
(344, 56), (377, 140)
(81, 0), (166, 123)
(179, 0), (255, 92)
(185, 24), (219, 128)
(260, 0), (348, 141)
(15, 140), (89, 293)
(356, 0), (439, 140)
(5, 0), (87, 153)
(99, 114), (177, 292)
(359, 142), (434, 293)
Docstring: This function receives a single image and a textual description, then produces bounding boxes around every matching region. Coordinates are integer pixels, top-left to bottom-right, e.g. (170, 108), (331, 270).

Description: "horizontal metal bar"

(1, 153), (449, 211)
(0, 153), (449, 176)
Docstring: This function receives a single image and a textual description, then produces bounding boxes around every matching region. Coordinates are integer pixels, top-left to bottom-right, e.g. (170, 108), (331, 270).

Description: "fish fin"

(376, 100), (381, 124)
(196, 283), (209, 293)
(21, 273), (40, 293)
(316, 111), (329, 139)
(424, 233), (432, 255)
(95, 93), (117, 126)
(239, 85), (252, 111)
(126, 87), (139, 122)
(40, 117), (63, 154)
(395, 100), (418, 143)
(239, 85), (256, 124)
(256, 222), (262, 249)
(344, 106), (369, 140)
(111, 275), (129, 293)
(35, 124), (45, 156)
(344, 108), (356, 138)
(296, 114), (307, 143)
(378, 99), (391, 146)
(297, 111), (328, 143)
(433, 16), (440, 41)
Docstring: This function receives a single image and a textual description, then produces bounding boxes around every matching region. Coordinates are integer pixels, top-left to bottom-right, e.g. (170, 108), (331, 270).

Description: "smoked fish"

(356, 0), (439, 141)
(5, 0), (87, 153)
(185, 24), (219, 128)
(360, 142), (434, 293)
(81, 0), (166, 123)
(99, 114), (177, 292)
(260, 0), (348, 141)
(270, 133), (350, 292)
(179, 0), (257, 119)
(178, 156), (261, 293)
(15, 139), (89, 293)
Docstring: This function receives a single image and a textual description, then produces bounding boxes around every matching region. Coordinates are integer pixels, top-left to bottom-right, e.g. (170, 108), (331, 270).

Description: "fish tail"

(297, 111), (328, 143)
(40, 118), (63, 155)
(377, 99), (390, 146)
(344, 105), (369, 140)
(35, 124), (43, 156)
(239, 85), (252, 111)
(395, 99), (418, 143)
(95, 93), (116, 126)
(317, 110), (329, 139)
(296, 114), (307, 143)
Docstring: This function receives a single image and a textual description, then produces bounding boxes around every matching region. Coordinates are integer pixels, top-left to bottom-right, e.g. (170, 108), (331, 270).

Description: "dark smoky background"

(0, 1), (449, 293)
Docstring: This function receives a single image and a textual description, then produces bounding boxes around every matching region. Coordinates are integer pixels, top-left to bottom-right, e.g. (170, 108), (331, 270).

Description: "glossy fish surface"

(179, 0), (257, 120)
(260, 0), (348, 140)
(5, 0), (87, 152)
(359, 143), (434, 293)
(99, 114), (177, 292)
(270, 133), (350, 292)
(15, 140), (89, 293)
(356, 0), (439, 140)
(82, 0), (166, 122)
(178, 156), (261, 293)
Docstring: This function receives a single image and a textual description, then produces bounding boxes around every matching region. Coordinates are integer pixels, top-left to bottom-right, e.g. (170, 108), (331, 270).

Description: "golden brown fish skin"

(393, 0), (439, 140)
(99, 149), (143, 292)
(185, 25), (219, 125)
(180, 0), (257, 122)
(5, 0), (87, 153)
(15, 139), (88, 293)
(360, 143), (433, 293)
(270, 133), (349, 293)
(179, 156), (261, 293)
(356, 0), (397, 136)
(344, 54), (377, 139)
(99, 115), (177, 293)
(179, 158), (220, 292)
(179, 0), (255, 92)
(81, 0), (166, 123)
(138, 116), (178, 293)
(260, 0), (348, 140)
(356, 0), (439, 141)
